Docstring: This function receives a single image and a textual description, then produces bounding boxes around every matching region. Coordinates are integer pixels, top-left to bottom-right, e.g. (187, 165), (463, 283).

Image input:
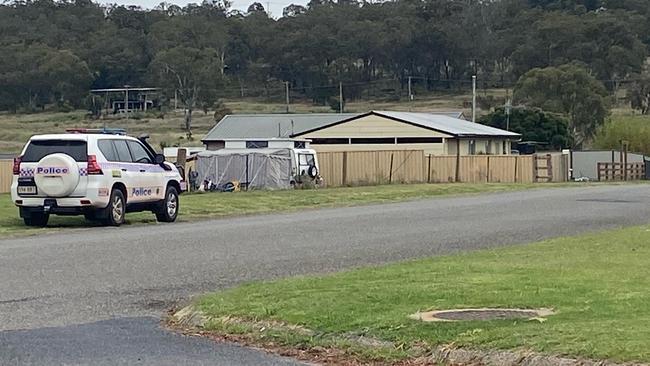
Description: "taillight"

(87, 155), (103, 175)
(12, 156), (21, 175)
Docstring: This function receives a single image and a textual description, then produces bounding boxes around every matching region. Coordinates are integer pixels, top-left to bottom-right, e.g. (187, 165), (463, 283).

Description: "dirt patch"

(410, 308), (555, 322)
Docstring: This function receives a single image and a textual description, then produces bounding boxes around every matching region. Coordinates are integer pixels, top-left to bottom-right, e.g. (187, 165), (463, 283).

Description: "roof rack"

(66, 128), (127, 135)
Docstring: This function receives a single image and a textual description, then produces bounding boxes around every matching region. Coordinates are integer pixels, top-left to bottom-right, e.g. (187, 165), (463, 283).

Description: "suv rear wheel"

(155, 186), (179, 222)
(103, 189), (125, 226)
(24, 212), (49, 227)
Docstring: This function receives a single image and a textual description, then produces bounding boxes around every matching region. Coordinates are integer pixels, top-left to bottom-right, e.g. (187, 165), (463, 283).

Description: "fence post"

(597, 162), (602, 181)
(514, 156), (518, 183)
(486, 156), (490, 183)
(245, 154), (249, 191)
(427, 154), (432, 183)
(455, 139), (461, 183)
(389, 153), (394, 184)
(342, 151), (348, 186)
(623, 141), (627, 180)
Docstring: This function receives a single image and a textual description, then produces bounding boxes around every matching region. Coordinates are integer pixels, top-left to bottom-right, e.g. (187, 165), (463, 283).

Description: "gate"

(597, 162), (645, 181)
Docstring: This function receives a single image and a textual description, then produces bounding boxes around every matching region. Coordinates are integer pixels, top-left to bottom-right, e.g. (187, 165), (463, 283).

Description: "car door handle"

(139, 169), (146, 172)
(121, 168), (127, 172)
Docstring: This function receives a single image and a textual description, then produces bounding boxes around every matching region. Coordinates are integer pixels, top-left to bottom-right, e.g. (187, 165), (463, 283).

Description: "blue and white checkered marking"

(19, 167), (89, 177)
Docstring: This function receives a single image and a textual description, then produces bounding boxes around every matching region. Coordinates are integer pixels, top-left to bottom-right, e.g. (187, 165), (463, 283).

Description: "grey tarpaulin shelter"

(195, 149), (293, 190)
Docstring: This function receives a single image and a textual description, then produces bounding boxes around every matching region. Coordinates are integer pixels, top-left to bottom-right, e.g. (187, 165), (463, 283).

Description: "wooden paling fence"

(0, 152), (571, 193)
(597, 162), (645, 181)
(0, 160), (12, 193)
(319, 150), (569, 187)
(318, 150), (424, 187)
(425, 155), (536, 183)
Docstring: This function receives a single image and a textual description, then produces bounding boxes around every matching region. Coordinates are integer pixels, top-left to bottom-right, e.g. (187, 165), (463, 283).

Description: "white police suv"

(11, 128), (185, 227)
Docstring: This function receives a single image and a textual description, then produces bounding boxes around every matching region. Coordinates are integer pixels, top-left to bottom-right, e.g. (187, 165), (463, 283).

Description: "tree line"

(1, 0), (650, 142)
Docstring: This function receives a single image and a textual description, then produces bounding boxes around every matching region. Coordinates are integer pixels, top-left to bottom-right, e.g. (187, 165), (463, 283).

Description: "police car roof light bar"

(66, 128), (127, 135)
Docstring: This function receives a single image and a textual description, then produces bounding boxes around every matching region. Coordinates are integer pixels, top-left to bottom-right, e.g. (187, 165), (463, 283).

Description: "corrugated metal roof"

(373, 111), (521, 138)
(203, 113), (360, 141)
(203, 111), (518, 141)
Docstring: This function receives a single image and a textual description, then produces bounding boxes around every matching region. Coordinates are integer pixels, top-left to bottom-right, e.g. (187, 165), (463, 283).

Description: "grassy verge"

(0, 183), (545, 238)
(193, 225), (650, 364)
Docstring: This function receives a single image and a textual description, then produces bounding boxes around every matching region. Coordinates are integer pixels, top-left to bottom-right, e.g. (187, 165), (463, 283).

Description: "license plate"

(18, 186), (37, 195)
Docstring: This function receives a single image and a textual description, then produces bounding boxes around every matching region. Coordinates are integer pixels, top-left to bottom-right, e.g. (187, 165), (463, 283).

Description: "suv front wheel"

(155, 186), (179, 223)
(103, 189), (126, 226)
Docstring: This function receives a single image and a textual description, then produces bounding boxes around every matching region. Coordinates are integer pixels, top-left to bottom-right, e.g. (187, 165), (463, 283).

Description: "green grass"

(0, 183), (542, 238)
(195, 224), (650, 363)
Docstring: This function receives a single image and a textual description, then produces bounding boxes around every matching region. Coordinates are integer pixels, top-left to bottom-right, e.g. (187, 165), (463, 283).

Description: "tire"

(155, 186), (179, 223)
(33, 153), (80, 197)
(103, 189), (125, 226)
(24, 213), (49, 227)
(308, 165), (318, 178)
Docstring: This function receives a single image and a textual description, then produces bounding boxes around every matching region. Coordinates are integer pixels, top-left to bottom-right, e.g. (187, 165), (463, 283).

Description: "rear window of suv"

(22, 140), (87, 162)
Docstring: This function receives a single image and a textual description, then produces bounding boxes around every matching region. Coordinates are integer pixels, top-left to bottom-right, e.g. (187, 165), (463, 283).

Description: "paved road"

(2, 184), (650, 365)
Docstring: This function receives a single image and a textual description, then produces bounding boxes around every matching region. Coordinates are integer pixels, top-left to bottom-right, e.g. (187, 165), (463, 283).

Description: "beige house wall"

(312, 143), (445, 155)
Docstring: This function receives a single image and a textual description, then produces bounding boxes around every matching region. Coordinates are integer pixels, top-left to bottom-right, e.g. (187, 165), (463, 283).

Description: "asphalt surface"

(2, 184), (650, 365)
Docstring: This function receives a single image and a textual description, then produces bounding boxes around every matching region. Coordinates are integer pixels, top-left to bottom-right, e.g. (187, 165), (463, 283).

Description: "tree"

(246, 2), (265, 14)
(282, 4), (306, 17)
(150, 46), (224, 139)
(0, 43), (92, 111)
(628, 72), (650, 114)
(479, 107), (572, 150)
(514, 64), (610, 147)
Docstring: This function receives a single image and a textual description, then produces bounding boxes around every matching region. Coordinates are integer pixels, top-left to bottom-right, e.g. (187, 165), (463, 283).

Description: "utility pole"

(284, 81), (290, 113)
(104, 90), (109, 117)
(124, 86), (129, 122)
(339, 82), (344, 113)
(505, 98), (512, 131)
(471, 75), (476, 123)
(174, 89), (178, 110)
(408, 76), (413, 101)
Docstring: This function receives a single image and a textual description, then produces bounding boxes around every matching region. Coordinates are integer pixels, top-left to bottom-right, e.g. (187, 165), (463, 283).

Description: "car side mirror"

(154, 154), (165, 165)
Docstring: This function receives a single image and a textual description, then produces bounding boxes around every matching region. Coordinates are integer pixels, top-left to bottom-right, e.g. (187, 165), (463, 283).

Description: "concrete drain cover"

(410, 308), (555, 322)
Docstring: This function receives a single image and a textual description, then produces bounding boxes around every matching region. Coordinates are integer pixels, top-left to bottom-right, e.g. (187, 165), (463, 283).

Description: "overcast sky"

(105, 0), (301, 18)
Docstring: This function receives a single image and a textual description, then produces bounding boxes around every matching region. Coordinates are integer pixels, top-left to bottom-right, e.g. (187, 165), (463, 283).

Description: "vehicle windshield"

(22, 140), (87, 162)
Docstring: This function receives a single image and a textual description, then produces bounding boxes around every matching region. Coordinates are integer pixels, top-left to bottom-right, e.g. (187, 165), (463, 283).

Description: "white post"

(472, 75), (476, 123)
(408, 76), (413, 101)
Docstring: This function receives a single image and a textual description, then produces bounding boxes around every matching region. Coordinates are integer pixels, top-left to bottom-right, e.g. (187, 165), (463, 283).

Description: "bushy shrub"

(593, 115), (650, 155)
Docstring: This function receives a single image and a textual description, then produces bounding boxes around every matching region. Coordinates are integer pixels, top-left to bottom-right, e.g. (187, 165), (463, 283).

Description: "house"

(203, 111), (520, 156)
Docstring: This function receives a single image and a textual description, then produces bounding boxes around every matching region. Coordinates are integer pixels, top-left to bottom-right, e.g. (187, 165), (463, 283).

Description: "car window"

(113, 140), (133, 163)
(98, 140), (118, 161)
(299, 154), (315, 166)
(22, 140), (87, 162)
(127, 140), (152, 164)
